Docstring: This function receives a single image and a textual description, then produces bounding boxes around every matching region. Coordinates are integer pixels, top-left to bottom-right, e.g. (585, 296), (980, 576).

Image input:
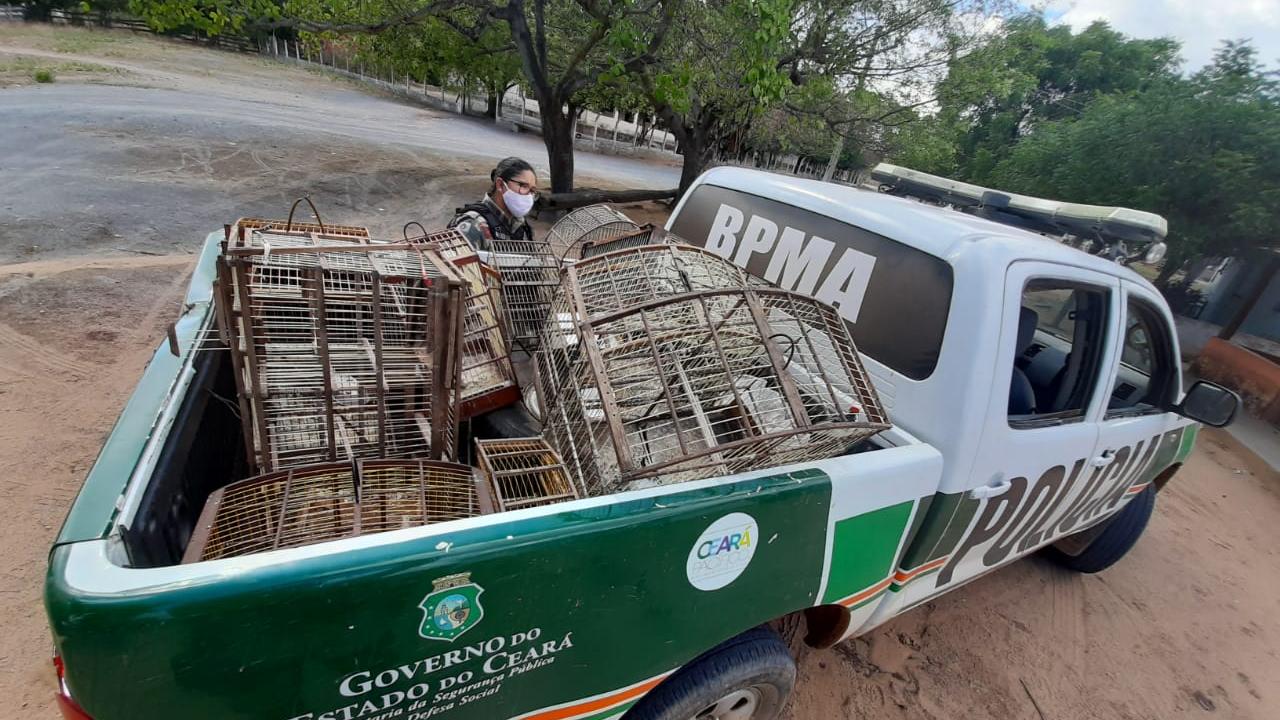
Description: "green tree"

(987, 40), (1280, 286)
(934, 14), (1181, 182)
(634, 0), (793, 194)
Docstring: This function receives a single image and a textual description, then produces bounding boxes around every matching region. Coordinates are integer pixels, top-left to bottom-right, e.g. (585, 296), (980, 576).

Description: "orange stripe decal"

(837, 577), (893, 607)
(893, 556), (949, 584)
(1126, 482), (1150, 495)
(522, 674), (669, 720)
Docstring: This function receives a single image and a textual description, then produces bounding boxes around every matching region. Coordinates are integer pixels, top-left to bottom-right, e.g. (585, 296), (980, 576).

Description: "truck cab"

(44, 168), (1237, 720)
(667, 166), (1234, 612)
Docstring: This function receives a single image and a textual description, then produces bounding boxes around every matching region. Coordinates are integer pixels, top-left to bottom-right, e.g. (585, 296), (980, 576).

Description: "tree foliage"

(930, 14), (1181, 181)
(986, 41), (1280, 278)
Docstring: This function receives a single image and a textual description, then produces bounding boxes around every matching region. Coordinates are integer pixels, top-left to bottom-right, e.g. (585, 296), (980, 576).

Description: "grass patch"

(0, 24), (144, 58)
(48, 27), (125, 55)
(0, 55), (123, 85)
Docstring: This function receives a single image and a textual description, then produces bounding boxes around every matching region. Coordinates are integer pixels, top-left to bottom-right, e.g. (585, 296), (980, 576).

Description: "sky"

(1045, 0), (1280, 72)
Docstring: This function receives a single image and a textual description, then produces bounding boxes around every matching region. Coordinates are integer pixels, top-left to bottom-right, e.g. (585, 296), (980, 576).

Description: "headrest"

(1018, 307), (1039, 353)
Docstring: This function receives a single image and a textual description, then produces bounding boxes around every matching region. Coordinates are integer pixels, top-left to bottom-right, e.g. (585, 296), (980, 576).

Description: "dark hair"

(490, 157), (535, 195)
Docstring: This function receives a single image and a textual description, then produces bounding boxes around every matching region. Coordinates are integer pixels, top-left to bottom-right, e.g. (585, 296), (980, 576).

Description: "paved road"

(0, 81), (678, 262)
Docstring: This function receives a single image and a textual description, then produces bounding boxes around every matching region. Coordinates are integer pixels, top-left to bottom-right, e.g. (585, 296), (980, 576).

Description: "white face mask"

(501, 183), (536, 218)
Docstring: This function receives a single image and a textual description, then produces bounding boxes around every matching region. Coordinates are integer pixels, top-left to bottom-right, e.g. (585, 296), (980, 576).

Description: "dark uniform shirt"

(448, 195), (532, 253)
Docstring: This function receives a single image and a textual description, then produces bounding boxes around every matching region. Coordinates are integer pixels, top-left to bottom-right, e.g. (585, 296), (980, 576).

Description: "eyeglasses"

(504, 178), (540, 197)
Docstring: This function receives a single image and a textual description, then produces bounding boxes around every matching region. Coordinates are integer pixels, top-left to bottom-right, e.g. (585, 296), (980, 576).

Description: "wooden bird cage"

(474, 437), (580, 512)
(536, 244), (888, 495)
(405, 227), (521, 419)
(183, 459), (485, 562)
(215, 229), (465, 474)
(546, 204), (640, 260)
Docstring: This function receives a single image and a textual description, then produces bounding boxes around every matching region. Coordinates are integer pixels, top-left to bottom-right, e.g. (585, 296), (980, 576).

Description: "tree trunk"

(539, 187), (678, 211)
(486, 92), (498, 119)
(676, 135), (716, 197)
(823, 135), (845, 182)
(540, 111), (577, 194)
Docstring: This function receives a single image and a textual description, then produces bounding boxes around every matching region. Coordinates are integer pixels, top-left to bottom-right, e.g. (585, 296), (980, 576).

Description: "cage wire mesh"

(546, 204), (640, 260)
(474, 437), (581, 512)
(184, 459), (482, 562)
(487, 233), (561, 351)
(537, 244), (888, 495)
(216, 229), (465, 474)
(405, 227), (521, 419)
(578, 224), (678, 260)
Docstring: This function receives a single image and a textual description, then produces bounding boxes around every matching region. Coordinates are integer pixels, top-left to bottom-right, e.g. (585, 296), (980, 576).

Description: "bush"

(34, 68), (55, 83)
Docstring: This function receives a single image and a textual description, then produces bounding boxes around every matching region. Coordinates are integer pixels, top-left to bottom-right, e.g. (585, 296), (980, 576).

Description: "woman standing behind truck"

(449, 157), (539, 252)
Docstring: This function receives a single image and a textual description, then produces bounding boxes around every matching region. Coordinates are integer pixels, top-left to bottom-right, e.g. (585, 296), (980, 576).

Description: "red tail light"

(53, 656), (94, 720)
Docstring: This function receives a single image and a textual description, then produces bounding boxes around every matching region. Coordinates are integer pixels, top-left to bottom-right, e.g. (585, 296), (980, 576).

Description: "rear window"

(669, 184), (953, 380)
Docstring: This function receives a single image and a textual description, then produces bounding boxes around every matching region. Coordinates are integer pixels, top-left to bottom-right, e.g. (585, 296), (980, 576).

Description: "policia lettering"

(935, 429), (1180, 587)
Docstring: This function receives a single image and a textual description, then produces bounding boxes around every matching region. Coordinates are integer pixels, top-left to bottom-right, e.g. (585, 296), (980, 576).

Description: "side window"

(1009, 279), (1111, 426)
(1107, 297), (1176, 415)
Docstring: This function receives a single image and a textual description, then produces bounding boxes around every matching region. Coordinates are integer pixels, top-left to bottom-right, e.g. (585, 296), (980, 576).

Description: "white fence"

(257, 34), (680, 157)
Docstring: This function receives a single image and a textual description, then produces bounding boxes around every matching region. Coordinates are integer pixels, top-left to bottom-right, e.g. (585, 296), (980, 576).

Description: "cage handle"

(286, 197), (325, 233)
(403, 221), (428, 241)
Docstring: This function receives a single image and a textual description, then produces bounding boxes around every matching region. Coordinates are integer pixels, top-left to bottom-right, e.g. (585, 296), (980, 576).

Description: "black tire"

(1044, 485), (1155, 573)
(625, 627), (796, 720)
(472, 405), (540, 439)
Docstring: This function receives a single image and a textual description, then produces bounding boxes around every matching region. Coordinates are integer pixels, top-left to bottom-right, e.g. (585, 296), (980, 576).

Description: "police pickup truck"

(44, 167), (1238, 720)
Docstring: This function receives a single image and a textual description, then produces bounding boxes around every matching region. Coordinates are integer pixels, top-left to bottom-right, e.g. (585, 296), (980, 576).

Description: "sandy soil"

(1, 24), (1278, 720)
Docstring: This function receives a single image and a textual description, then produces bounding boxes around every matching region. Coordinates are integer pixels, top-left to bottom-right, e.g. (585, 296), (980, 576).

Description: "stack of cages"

(405, 226), (521, 419)
(536, 244), (889, 496)
(216, 220), (465, 475)
(546, 204), (640, 260)
(183, 459), (484, 562)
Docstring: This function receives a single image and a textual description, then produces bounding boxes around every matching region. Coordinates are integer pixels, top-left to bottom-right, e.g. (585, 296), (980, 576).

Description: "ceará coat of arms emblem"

(418, 572), (484, 642)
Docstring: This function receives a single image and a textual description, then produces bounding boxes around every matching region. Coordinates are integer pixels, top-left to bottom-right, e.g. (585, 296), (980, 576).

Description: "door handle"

(1092, 449), (1117, 468)
(971, 478), (1013, 500)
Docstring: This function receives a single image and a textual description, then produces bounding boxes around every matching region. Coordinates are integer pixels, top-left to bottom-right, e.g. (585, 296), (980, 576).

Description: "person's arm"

(449, 211), (493, 253)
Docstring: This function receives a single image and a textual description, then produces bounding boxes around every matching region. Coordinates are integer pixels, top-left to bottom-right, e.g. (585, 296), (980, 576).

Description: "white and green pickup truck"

(44, 167), (1238, 720)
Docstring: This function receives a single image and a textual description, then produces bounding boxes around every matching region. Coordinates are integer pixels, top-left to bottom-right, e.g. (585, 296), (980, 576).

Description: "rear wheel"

(1043, 485), (1155, 573)
(625, 627), (795, 720)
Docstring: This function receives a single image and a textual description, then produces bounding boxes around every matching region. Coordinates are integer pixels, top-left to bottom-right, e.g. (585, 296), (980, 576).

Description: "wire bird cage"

(546, 204), (640, 260)
(579, 224), (677, 260)
(474, 437), (581, 512)
(405, 227), (521, 419)
(215, 229), (465, 474)
(487, 233), (561, 351)
(536, 244), (888, 495)
(183, 459), (484, 562)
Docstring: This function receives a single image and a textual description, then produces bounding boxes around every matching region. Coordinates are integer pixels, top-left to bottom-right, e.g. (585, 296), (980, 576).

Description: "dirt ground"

(2, 24), (1278, 720)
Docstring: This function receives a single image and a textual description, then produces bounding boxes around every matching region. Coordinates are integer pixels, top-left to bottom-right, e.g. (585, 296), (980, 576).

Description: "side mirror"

(1173, 381), (1241, 427)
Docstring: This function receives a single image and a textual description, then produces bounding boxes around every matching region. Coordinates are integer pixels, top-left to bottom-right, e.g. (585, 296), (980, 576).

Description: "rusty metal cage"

(474, 437), (581, 511)
(537, 244), (888, 494)
(216, 230), (465, 474)
(546, 204), (640, 260)
(406, 227), (521, 419)
(183, 459), (483, 562)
